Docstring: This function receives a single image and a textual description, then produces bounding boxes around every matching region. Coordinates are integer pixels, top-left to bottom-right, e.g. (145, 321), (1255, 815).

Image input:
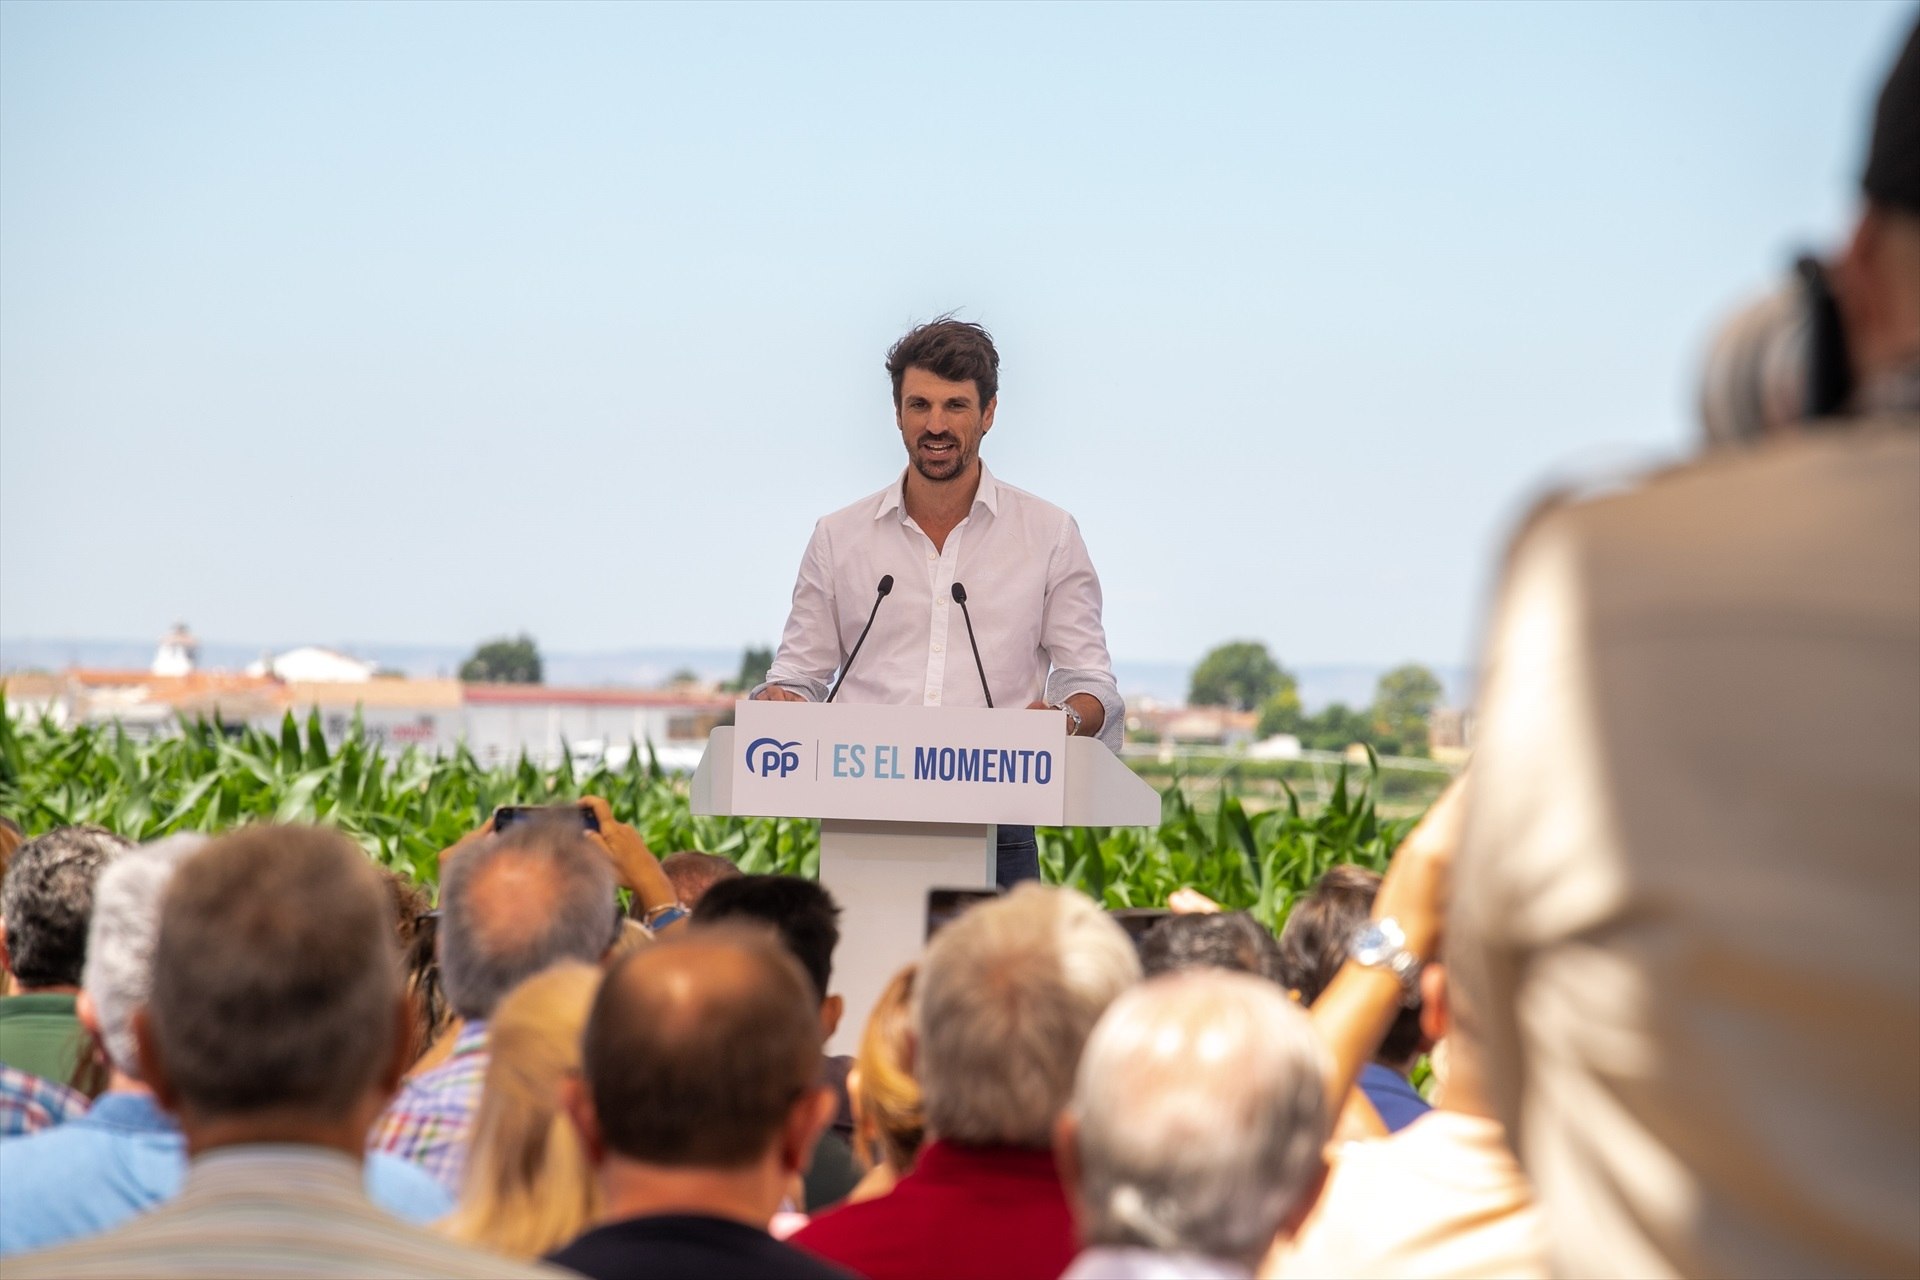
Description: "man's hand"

(1025, 692), (1104, 737)
(753, 686), (807, 703)
(1168, 887), (1223, 915)
(579, 796), (678, 917)
(1371, 772), (1469, 963)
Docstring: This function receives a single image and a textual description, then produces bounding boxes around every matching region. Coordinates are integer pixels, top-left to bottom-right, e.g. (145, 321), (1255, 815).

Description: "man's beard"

(912, 434), (973, 481)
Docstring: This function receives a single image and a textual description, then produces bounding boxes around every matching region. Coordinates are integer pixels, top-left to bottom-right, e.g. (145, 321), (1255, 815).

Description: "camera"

(1699, 256), (1854, 446)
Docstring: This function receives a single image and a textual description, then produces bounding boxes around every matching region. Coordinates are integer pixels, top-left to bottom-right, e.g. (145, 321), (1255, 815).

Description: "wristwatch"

(1052, 701), (1084, 736)
(1348, 917), (1422, 992)
(644, 902), (689, 931)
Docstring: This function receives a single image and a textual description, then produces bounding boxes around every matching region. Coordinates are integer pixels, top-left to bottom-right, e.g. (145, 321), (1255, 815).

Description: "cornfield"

(0, 705), (1417, 933)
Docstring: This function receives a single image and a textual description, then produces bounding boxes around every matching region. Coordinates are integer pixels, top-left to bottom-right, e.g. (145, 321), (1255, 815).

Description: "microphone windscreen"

(950, 582), (967, 603)
(878, 575), (894, 595)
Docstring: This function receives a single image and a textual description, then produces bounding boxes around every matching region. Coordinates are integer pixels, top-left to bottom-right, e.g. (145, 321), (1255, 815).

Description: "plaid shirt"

(367, 1021), (488, 1195)
(0, 1062), (89, 1138)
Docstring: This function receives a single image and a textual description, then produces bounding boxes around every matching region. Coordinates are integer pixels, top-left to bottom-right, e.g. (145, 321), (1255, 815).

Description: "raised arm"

(1308, 776), (1467, 1119)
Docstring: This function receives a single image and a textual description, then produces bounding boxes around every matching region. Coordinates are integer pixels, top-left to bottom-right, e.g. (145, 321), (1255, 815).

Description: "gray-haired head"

(81, 834), (208, 1076)
(1067, 970), (1329, 1269)
(439, 815), (617, 1022)
(1, 826), (133, 989)
(148, 825), (400, 1116)
(915, 883), (1140, 1149)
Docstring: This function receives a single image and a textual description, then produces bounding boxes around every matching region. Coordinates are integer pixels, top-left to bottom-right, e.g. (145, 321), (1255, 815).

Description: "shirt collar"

(447, 1019), (489, 1060)
(913, 1138), (1061, 1186)
(184, 1144), (366, 1206)
(83, 1089), (177, 1136)
(874, 463), (1002, 521)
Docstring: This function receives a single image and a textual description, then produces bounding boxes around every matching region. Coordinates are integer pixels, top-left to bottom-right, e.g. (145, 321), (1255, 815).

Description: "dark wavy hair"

(886, 317), (999, 409)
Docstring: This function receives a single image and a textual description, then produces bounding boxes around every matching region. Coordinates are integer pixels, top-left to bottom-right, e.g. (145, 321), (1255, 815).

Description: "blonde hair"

(853, 963), (924, 1174)
(440, 962), (602, 1258)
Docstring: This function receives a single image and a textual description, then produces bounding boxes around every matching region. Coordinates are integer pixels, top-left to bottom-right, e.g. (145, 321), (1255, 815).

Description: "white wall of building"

(463, 702), (696, 766)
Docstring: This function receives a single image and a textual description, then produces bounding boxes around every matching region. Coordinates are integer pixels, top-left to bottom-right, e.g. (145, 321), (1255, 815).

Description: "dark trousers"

(996, 824), (1041, 888)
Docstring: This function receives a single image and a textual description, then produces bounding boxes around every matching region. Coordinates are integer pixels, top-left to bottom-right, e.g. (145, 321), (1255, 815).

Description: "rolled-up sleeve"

(1040, 515), (1125, 752)
(753, 521), (839, 703)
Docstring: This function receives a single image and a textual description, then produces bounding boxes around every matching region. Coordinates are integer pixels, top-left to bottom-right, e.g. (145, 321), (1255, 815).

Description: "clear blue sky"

(2, 1), (1912, 670)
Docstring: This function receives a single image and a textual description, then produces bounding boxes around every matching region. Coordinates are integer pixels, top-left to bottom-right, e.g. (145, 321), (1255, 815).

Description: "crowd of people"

(0, 19), (1916, 1280)
(0, 788), (1467, 1280)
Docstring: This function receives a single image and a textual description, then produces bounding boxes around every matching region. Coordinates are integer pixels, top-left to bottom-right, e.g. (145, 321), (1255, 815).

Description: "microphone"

(827, 575), (894, 703)
(950, 582), (994, 708)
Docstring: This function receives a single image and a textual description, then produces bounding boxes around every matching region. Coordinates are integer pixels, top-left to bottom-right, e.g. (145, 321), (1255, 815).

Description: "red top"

(791, 1141), (1077, 1280)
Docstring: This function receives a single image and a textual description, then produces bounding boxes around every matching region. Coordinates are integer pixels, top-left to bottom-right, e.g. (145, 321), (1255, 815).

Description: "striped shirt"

(6, 1144), (563, 1278)
(368, 1019), (488, 1194)
(0, 1062), (87, 1138)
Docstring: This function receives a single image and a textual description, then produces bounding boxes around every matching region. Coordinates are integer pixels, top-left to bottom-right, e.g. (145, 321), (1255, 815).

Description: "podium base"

(818, 818), (996, 1058)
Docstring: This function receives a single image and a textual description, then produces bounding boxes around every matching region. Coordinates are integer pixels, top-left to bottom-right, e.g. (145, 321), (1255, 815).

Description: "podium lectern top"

(692, 703), (1159, 828)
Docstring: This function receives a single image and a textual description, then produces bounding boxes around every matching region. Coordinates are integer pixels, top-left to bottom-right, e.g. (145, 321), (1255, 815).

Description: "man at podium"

(752, 318), (1125, 887)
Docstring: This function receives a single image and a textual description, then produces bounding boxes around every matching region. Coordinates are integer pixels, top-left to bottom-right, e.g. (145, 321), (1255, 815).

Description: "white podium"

(690, 703), (1160, 1055)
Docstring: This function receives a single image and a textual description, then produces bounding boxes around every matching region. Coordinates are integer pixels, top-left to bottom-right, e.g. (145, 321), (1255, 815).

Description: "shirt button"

(932, 643), (943, 654)
(928, 692), (940, 703)
(927, 550), (937, 560)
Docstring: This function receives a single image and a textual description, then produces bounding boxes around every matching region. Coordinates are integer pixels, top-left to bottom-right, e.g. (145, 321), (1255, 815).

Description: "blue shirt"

(0, 1091), (453, 1256)
(1359, 1062), (1432, 1134)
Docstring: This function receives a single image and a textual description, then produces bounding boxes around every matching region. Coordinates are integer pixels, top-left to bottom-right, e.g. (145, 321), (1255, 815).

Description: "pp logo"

(745, 737), (802, 779)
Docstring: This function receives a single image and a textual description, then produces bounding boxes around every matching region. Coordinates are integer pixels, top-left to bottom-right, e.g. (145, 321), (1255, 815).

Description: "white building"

(283, 679), (464, 755)
(151, 624), (199, 677)
(246, 646), (378, 683)
(463, 684), (733, 768)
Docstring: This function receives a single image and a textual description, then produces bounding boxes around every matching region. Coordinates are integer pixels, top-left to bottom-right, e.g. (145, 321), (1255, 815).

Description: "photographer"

(1453, 21), (1919, 1279)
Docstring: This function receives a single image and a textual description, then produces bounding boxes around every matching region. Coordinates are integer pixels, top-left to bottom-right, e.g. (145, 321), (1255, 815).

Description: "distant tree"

(1255, 683), (1305, 738)
(1189, 641), (1288, 712)
(459, 634), (542, 684)
(1301, 702), (1374, 753)
(1372, 663), (1444, 758)
(666, 667), (700, 686)
(723, 645), (775, 693)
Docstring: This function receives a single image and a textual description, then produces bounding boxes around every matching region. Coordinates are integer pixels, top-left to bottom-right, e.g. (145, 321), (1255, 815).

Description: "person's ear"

(1419, 962), (1450, 1044)
(780, 1085), (837, 1177)
(378, 995), (411, 1098)
(845, 1062), (867, 1136)
(819, 994), (843, 1042)
(563, 1073), (606, 1166)
(901, 1028), (916, 1077)
(1052, 1111), (1082, 1211)
(133, 1007), (179, 1114)
(1833, 208), (1884, 367)
(981, 395), (997, 433)
(76, 990), (101, 1039)
(0, 919), (12, 981)
(1277, 1156), (1330, 1240)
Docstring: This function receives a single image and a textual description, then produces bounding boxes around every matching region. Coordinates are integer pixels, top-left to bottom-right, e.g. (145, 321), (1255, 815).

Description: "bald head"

(439, 815), (617, 1021)
(584, 926), (821, 1168)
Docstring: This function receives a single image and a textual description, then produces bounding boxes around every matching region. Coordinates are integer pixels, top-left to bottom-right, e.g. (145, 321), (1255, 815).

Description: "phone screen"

(926, 887), (1002, 941)
(1109, 908), (1173, 951)
(492, 804), (602, 834)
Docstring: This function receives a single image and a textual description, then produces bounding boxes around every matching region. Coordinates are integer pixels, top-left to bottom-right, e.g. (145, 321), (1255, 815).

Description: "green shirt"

(0, 993), (88, 1094)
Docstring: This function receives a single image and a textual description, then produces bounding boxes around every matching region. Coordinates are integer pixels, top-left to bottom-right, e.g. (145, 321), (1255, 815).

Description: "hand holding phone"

(577, 796), (678, 919)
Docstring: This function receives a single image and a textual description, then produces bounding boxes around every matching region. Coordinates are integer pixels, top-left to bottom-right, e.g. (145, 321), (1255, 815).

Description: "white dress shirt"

(758, 464), (1125, 751)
